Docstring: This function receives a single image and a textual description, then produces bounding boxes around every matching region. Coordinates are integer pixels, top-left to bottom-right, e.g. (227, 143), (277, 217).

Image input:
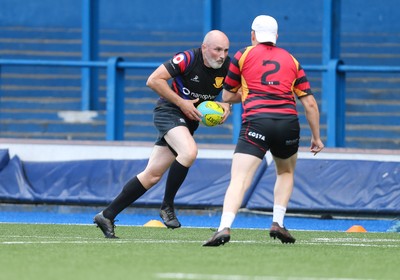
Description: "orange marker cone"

(346, 225), (367, 232)
(143, 220), (166, 228)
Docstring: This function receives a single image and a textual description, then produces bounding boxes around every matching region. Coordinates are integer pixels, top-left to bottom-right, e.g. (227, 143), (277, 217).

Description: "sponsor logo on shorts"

(179, 118), (186, 123)
(285, 138), (299, 146)
(248, 131), (266, 141)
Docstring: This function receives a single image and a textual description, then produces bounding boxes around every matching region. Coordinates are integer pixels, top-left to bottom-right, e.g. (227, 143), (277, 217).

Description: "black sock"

(162, 160), (189, 207)
(103, 176), (147, 220)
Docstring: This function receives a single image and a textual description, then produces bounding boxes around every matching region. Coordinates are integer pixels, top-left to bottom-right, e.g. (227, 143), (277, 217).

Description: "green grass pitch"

(0, 223), (399, 280)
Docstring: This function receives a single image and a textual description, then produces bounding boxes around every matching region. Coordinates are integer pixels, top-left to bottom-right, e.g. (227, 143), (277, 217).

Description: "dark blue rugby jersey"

(163, 48), (230, 107)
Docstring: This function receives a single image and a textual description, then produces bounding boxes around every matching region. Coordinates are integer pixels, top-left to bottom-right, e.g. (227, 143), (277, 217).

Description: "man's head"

(201, 30), (229, 69)
(251, 15), (278, 45)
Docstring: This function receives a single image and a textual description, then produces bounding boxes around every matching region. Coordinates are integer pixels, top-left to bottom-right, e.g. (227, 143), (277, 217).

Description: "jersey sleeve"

(291, 56), (313, 98)
(223, 48), (247, 93)
(163, 50), (194, 78)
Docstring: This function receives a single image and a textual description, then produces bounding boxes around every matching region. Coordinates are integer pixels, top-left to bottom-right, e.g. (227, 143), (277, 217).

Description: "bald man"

(94, 30), (231, 238)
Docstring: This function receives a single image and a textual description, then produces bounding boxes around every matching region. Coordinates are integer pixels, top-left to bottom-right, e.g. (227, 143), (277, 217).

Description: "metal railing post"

(326, 59), (345, 147)
(322, 0), (341, 113)
(231, 104), (242, 144)
(106, 57), (125, 141)
(81, 0), (99, 111)
(203, 0), (221, 35)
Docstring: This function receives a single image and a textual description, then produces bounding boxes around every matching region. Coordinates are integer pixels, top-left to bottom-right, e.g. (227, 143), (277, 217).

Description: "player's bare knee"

(178, 150), (197, 166)
(139, 171), (163, 187)
(146, 174), (163, 186)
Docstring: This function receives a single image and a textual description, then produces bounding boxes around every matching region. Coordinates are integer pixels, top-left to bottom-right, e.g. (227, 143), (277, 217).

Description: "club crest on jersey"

(172, 53), (185, 65)
(213, 77), (224, 88)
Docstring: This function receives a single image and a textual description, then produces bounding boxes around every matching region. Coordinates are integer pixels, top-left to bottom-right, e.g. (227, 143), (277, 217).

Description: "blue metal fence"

(1, 57), (399, 146)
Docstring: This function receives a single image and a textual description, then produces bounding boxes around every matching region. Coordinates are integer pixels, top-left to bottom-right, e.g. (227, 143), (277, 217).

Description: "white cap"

(251, 15), (278, 44)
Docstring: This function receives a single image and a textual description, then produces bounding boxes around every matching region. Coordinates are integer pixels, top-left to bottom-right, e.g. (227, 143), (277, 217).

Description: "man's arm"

(299, 95), (324, 155)
(222, 88), (242, 104)
(146, 64), (201, 121)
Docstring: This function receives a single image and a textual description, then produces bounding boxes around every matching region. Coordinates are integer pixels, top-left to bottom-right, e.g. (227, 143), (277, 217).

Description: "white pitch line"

(155, 273), (375, 280)
(310, 238), (400, 243)
(0, 239), (195, 245)
(1, 237), (399, 248)
(305, 242), (400, 248)
(0, 239), (260, 245)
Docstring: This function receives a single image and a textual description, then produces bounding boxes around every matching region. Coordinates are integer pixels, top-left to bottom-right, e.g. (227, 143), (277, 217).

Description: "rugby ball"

(197, 101), (224, 127)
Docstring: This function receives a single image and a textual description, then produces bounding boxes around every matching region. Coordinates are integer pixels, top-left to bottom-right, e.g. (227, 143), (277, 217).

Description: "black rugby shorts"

(153, 103), (199, 146)
(234, 117), (300, 159)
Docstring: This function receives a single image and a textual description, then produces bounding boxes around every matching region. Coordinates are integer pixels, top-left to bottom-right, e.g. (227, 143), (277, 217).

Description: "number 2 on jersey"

(261, 60), (280, 86)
